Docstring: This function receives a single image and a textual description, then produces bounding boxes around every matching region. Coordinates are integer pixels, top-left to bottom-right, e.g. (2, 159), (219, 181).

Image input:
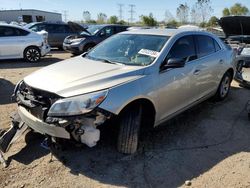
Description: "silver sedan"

(3, 29), (236, 155)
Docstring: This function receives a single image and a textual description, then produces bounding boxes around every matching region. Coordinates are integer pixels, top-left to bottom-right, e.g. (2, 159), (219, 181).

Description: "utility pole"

(128, 4), (136, 24)
(118, 4), (124, 21)
(62, 10), (68, 22)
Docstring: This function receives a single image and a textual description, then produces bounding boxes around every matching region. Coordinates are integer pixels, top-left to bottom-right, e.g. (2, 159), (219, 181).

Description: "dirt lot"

(0, 51), (249, 188)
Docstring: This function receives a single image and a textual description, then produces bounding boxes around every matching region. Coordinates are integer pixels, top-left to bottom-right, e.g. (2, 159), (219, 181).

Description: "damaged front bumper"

(234, 56), (250, 89)
(18, 106), (70, 139)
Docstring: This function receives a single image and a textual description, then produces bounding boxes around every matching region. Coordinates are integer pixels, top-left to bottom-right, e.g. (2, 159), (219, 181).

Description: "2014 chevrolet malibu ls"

(0, 29), (236, 155)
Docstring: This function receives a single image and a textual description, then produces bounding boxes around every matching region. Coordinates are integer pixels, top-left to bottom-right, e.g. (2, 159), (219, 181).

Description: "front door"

(157, 35), (199, 121)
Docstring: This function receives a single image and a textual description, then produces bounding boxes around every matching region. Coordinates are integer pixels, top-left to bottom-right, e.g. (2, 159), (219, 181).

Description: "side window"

(105, 27), (114, 37)
(167, 35), (197, 63)
(50, 24), (66, 33)
(115, 26), (127, 33)
(0, 27), (17, 37)
(46, 24), (60, 33)
(214, 40), (221, 51)
(196, 35), (216, 58)
(0, 26), (4, 37)
(64, 25), (73, 33)
(15, 28), (30, 36)
(30, 24), (45, 32)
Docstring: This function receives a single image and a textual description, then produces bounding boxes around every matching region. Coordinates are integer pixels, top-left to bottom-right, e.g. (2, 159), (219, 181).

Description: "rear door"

(193, 35), (222, 98)
(46, 24), (64, 47)
(0, 26), (29, 58)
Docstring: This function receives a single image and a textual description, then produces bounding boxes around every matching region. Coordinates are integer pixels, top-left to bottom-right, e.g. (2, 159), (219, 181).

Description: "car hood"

(24, 56), (145, 97)
(68, 21), (90, 34)
(219, 16), (250, 37)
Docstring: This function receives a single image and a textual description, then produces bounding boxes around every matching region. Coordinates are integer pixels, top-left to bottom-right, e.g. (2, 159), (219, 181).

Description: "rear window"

(196, 35), (216, 58)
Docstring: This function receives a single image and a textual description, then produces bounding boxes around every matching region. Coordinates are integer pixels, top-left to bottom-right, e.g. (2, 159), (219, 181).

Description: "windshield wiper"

(99, 58), (124, 66)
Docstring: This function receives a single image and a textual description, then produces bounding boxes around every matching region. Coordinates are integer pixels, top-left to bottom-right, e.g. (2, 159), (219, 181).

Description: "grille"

(17, 82), (59, 121)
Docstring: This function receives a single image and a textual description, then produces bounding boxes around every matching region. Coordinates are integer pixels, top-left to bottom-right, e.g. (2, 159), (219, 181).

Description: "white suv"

(0, 24), (50, 62)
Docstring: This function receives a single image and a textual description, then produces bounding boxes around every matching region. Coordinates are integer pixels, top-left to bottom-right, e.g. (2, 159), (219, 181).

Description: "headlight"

(71, 38), (85, 44)
(48, 90), (108, 117)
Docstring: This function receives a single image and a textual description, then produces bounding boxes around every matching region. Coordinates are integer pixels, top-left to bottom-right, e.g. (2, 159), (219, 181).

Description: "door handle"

(219, 59), (224, 64)
(193, 69), (201, 75)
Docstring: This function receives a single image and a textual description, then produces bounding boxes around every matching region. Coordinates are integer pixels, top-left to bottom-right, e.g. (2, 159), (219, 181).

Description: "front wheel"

(214, 72), (232, 101)
(24, 47), (41, 63)
(117, 105), (142, 154)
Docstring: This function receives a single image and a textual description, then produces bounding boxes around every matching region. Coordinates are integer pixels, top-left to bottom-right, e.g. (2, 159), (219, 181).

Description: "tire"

(214, 72), (232, 101)
(117, 105), (142, 154)
(24, 47), (41, 63)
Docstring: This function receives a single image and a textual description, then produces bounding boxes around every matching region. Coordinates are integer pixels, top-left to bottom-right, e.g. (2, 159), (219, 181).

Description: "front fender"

(99, 75), (157, 115)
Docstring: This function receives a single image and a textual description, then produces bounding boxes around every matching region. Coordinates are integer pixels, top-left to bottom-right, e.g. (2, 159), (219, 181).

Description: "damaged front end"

(0, 81), (112, 165)
(219, 16), (250, 88)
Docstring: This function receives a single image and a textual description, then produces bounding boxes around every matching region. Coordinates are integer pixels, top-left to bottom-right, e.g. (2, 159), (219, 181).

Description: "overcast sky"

(0, 0), (249, 21)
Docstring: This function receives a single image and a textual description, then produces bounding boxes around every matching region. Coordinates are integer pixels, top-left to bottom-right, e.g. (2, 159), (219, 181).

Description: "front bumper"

(18, 106), (70, 139)
(40, 44), (51, 57)
(63, 43), (81, 54)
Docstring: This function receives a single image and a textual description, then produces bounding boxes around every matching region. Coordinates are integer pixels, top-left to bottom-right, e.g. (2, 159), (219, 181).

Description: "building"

(0, 9), (62, 23)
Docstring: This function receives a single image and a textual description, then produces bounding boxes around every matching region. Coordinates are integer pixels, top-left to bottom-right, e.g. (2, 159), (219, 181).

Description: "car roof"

(0, 23), (36, 33)
(88, 24), (128, 27)
(122, 28), (211, 37)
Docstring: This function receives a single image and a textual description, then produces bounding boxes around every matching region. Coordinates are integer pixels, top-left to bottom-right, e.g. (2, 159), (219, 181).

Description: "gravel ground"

(0, 51), (249, 188)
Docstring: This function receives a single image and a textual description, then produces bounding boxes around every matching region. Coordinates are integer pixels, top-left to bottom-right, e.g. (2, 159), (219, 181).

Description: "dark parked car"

(219, 16), (250, 88)
(63, 24), (129, 55)
(25, 22), (85, 49)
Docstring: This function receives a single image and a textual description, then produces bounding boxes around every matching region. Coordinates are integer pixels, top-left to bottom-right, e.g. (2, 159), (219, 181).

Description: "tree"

(164, 10), (174, 23)
(222, 3), (249, 16)
(118, 20), (127, 25)
(190, 6), (199, 24)
(97, 13), (107, 24)
(108, 16), (118, 24)
(230, 3), (249, 16)
(176, 3), (189, 24)
(140, 13), (157, 26)
(195, 0), (213, 23)
(222, 8), (230, 16)
(83, 11), (91, 22)
(166, 19), (179, 28)
(207, 16), (219, 27)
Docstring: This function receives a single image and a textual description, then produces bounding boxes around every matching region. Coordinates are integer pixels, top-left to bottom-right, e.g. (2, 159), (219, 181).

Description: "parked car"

(25, 22), (85, 49)
(0, 29), (235, 155)
(0, 24), (50, 62)
(219, 16), (250, 88)
(63, 24), (129, 55)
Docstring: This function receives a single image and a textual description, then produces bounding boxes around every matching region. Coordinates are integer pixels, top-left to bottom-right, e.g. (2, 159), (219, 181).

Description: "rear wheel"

(214, 72), (232, 101)
(117, 105), (142, 154)
(24, 47), (41, 63)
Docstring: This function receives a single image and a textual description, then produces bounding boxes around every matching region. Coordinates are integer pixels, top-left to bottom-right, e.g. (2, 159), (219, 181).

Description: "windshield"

(85, 34), (169, 66)
(81, 25), (103, 35)
(24, 23), (37, 29)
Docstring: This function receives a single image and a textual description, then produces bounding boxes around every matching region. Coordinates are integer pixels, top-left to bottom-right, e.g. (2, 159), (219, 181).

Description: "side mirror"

(162, 58), (185, 70)
(99, 31), (105, 37)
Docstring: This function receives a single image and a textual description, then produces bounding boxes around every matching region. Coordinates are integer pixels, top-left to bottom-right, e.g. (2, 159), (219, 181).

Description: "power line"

(118, 4), (124, 21)
(128, 4), (136, 24)
(62, 10), (68, 22)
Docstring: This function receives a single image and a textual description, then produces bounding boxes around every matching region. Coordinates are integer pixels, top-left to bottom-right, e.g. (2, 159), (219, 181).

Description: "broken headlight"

(48, 90), (108, 117)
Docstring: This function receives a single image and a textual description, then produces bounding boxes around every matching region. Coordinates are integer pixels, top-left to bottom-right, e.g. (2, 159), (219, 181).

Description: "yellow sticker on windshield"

(138, 49), (160, 58)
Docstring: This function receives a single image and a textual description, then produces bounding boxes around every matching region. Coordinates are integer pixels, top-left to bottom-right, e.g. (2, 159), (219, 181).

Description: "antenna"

(118, 4), (124, 21)
(128, 4), (136, 24)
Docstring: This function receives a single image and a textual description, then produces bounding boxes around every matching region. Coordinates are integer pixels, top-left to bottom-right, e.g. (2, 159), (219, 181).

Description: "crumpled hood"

(24, 56), (145, 97)
(219, 16), (250, 37)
